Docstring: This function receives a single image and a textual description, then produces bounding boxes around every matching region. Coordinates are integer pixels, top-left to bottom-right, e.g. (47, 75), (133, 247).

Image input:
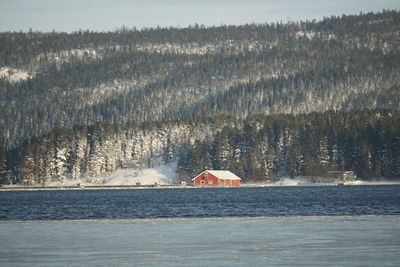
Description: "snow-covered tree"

(54, 146), (68, 184)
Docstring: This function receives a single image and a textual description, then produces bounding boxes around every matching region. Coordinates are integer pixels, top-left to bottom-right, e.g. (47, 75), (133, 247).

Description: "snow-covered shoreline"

(2, 179), (400, 191)
(2, 160), (399, 190)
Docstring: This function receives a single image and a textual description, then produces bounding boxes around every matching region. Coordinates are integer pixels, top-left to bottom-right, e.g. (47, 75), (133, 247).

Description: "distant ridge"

(0, 10), (399, 150)
(0, 11), (399, 185)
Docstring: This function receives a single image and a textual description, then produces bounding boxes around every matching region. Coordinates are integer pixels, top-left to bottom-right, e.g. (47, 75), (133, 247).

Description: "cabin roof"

(192, 170), (241, 180)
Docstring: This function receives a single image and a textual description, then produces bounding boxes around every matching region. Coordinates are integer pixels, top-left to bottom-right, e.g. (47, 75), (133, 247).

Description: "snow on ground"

(45, 161), (177, 187)
(345, 180), (400, 185)
(0, 67), (33, 82)
(272, 178), (400, 186)
(103, 161), (176, 185)
(28, 165), (400, 188)
(42, 48), (101, 65)
(295, 31), (316, 39)
(295, 31), (336, 40)
(274, 177), (315, 186)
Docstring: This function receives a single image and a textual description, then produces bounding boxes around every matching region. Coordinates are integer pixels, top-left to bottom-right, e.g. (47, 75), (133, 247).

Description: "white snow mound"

(103, 161), (177, 185)
(274, 178), (314, 186)
(44, 161), (177, 187)
(104, 162), (176, 185)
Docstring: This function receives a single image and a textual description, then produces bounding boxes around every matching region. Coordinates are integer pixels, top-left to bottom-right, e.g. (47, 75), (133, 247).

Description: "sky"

(0, 0), (399, 32)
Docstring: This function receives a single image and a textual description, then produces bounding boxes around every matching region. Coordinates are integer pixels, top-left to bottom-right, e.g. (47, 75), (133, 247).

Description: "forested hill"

(1, 10), (400, 151)
(1, 10), (400, 184)
(1, 109), (399, 185)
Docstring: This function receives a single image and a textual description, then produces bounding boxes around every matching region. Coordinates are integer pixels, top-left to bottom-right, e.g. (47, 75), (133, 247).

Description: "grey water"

(1, 185), (400, 220)
(1, 216), (400, 266)
(1, 186), (400, 266)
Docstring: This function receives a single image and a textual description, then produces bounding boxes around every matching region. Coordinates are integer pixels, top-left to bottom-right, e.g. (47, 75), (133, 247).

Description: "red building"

(192, 170), (241, 186)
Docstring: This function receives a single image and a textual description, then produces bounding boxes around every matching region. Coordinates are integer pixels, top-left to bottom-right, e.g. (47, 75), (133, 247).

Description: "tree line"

(1, 110), (398, 185)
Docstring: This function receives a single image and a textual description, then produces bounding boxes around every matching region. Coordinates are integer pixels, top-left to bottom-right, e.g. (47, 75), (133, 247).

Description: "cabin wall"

(193, 172), (241, 186)
(231, 180), (241, 186)
(224, 179), (240, 186)
(193, 172), (219, 186)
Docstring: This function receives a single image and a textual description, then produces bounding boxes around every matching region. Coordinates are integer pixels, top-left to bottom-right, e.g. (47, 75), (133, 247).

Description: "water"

(0, 185), (400, 220)
(1, 216), (400, 266)
(1, 185), (400, 266)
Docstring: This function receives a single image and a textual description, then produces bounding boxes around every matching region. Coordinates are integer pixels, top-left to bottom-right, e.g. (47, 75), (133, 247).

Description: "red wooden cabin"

(192, 170), (241, 186)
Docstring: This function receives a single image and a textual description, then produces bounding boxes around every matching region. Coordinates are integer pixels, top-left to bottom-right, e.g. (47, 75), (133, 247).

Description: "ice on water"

(1, 216), (399, 266)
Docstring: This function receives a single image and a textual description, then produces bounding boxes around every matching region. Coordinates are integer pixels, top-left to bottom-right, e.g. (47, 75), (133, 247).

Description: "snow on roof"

(197, 170), (241, 180)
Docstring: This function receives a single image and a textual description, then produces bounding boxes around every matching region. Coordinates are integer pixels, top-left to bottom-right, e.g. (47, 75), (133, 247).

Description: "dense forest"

(0, 110), (399, 185)
(1, 10), (400, 184)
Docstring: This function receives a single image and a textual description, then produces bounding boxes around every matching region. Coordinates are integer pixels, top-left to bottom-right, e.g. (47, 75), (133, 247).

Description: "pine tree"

(162, 135), (174, 163)
(19, 145), (39, 185)
(54, 146), (68, 185)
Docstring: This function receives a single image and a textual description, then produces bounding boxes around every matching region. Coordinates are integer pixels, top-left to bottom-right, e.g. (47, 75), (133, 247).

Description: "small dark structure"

(327, 171), (356, 182)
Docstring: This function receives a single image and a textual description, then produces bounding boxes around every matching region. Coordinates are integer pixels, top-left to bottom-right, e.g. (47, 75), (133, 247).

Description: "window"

(208, 180), (213, 185)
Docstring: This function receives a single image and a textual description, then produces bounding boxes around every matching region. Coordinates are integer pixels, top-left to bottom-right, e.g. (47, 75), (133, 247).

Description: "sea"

(1, 185), (400, 266)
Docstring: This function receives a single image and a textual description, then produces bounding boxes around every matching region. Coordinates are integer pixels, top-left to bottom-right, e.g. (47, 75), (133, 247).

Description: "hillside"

(1, 110), (399, 185)
(1, 10), (400, 185)
(1, 10), (399, 150)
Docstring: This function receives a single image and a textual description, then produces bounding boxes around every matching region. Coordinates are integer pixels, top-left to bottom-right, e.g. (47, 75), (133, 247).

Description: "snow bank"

(345, 180), (400, 186)
(103, 162), (176, 185)
(46, 161), (177, 186)
(273, 178), (400, 186)
(274, 178), (315, 186)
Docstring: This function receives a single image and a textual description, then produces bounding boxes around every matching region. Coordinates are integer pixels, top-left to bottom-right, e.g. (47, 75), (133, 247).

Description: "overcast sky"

(0, 0), (399, 32)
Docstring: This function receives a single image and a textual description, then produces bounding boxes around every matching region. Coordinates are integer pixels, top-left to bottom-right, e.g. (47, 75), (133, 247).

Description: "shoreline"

(1, 181), (400, 191)
(0, 184), (194, 191)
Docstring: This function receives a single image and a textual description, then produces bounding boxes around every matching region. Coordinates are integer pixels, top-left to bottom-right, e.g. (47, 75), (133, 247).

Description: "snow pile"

(274, 178), (314, 186)
(103, 162), (176, 185)
(0, 67), (33, 82)
(46, 161), (177, 186)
